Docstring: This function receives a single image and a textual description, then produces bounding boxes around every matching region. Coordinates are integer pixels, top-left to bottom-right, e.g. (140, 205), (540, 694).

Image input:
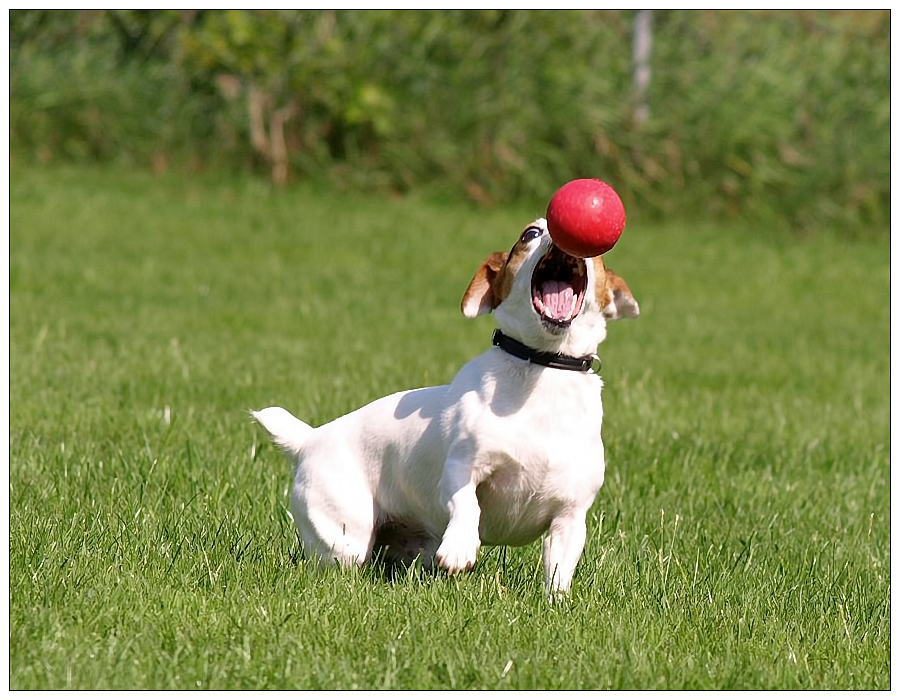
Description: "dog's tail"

(251, 407), (314, 457)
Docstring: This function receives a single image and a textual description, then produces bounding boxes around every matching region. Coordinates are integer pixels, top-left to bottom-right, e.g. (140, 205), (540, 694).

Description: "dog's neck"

(491, 329), (601, 373)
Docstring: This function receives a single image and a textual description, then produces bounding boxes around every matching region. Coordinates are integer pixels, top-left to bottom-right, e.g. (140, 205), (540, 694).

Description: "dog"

(253, 217), (638, 593)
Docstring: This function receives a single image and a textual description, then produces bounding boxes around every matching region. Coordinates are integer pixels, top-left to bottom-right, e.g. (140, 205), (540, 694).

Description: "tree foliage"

(9, 9), (890, 233)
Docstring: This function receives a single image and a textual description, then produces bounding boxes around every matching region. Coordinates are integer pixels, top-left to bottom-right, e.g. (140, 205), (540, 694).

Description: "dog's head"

(461, 218), (639, 357)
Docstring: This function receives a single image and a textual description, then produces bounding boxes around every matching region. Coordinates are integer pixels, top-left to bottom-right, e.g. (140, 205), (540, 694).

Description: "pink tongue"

(540, 280), (574, 319)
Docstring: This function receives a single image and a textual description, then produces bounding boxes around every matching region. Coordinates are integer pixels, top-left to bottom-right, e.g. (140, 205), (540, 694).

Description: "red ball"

(546, 179), (626, 258)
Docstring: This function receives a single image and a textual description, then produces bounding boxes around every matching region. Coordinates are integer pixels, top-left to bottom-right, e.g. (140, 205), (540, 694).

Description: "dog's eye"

(520, 226), (542, 243)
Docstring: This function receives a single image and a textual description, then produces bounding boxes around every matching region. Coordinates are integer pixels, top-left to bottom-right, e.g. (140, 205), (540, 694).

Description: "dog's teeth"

(566, 294), (579, 321)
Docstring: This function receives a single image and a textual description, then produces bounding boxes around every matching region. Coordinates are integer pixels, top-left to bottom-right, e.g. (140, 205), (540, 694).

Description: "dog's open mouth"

(532, 245), (588, 329)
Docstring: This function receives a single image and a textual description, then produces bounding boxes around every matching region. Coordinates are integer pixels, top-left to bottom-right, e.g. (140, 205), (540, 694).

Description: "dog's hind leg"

(290, 483), (378, 568)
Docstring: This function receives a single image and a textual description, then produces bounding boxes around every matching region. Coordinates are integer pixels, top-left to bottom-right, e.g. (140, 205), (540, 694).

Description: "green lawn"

(9, 164), (890, 689)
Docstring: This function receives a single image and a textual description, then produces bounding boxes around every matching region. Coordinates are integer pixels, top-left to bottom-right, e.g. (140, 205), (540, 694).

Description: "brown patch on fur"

(498, 237), (532, 301)
(461, 251), (509, 317)
(460, 228), (538, 316)
(593, 258), (639, 318)
(604, 268), (640, 318)
(592, 256), (612, 310)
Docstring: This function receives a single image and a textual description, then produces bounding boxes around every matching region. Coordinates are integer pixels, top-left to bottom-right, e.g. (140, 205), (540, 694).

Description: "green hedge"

(10, 10), (890, 234)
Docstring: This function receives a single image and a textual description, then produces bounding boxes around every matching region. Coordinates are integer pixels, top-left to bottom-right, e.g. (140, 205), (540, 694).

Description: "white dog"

(253, 217), (638, 592)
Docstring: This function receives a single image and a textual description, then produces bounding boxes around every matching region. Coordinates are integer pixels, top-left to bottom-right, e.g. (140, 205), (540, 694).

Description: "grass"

(8, 163), (890, 689)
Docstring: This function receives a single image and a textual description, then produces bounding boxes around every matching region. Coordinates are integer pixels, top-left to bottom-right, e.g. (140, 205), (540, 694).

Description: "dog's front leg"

(542, 513), (588, 594)
(435, 455), (482, 574)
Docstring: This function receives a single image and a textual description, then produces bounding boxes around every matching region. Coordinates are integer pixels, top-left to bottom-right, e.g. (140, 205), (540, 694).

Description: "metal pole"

(633, 10), (653, 126)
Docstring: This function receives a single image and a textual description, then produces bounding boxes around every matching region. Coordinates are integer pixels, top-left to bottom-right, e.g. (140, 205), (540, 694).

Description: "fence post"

(632, 9), (653, 126)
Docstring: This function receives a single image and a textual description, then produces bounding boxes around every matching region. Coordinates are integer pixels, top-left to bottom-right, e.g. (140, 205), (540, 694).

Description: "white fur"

(253, 218), (638, 593)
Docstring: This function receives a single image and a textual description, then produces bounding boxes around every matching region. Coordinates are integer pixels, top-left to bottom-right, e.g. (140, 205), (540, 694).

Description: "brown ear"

(602, 268), (640, 320)
(460, 251), (507, 318)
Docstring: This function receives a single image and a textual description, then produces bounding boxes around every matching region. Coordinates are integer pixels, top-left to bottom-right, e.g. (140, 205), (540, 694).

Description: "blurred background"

(9, 9), (890, 236)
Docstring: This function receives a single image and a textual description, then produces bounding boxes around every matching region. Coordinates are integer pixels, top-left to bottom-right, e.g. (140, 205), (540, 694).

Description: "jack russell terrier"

(253, 217), (638, 593)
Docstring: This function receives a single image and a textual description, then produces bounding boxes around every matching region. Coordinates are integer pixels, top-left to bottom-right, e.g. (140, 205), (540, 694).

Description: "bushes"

(10, 10), (219, 169)
(9, 9), (890, 234)
(646, 11), (890, 233)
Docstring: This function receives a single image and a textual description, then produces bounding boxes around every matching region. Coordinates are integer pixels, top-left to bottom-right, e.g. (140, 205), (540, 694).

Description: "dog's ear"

(601, 269), (640, 320)
(461, 252), (507, 318)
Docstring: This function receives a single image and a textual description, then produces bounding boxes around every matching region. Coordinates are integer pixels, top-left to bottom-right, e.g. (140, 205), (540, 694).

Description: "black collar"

(491, 329), (601, 374)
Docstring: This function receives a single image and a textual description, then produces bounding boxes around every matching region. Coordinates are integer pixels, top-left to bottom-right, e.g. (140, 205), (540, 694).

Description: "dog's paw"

(435, 535), (479, 575)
